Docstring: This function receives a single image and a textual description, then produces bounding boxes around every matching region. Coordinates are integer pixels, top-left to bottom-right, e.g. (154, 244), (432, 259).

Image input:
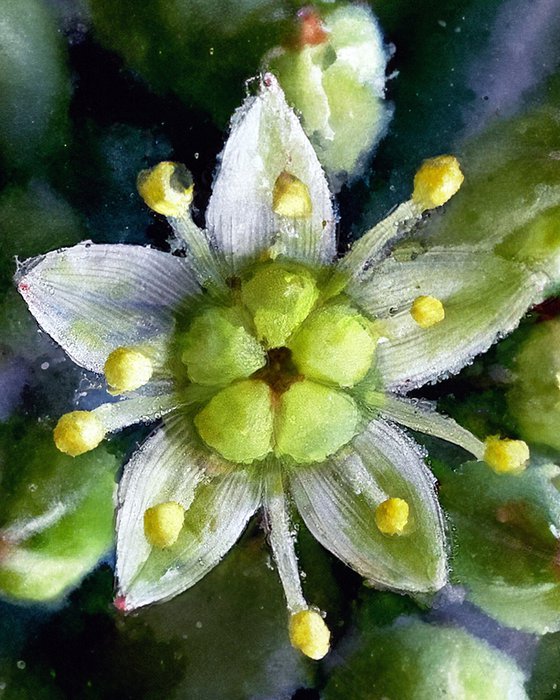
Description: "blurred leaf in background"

(0, 419), (118, 603)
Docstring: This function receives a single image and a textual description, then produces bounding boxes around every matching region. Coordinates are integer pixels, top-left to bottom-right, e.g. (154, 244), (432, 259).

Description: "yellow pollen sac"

(289, 609), (331, 660)
(272, 171), (312, 218)
(137, 161), (194, 217)
(484, 436), (530, 474)
(410, 295), (445, 329)
(375, 497), (410, 536)
(412, 155), (464, 211)
(104, 347), (153, 394)
(53, 411), (105, 457)
(144, 501), (185, 549)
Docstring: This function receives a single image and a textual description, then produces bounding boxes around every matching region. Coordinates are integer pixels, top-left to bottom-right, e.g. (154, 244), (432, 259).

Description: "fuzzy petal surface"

(289, 420), (447, 593)
(17, 242), (198, 373)
(206, 75), (336, 269)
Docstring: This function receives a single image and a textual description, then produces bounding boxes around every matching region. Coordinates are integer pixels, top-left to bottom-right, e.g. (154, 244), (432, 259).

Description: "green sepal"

(436, 459), (560, 634)
(0, 419), (118, 602)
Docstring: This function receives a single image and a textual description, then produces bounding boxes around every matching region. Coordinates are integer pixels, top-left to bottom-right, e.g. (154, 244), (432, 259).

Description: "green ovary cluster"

(180, 262), (378, 465)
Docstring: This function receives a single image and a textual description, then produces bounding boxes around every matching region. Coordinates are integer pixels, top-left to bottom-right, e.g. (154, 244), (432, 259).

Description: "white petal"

(289, 420), (447, 592)
(351, 247), (546, 390)
(17, 242), (198, 373)
(116, 419), (261, 609)
(206, 74), (336, 269)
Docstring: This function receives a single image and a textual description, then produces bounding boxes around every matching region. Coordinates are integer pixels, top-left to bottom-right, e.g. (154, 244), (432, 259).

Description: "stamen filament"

(93, 392), (181, 434)
(169, 214), (229, 293)
(264, 468), (306, 613)
(338, 199), (422, 281)
(370, 392), (485, 460)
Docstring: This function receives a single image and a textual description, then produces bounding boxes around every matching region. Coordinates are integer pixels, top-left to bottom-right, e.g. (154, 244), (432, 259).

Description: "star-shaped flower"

(17, 75), (544, 659)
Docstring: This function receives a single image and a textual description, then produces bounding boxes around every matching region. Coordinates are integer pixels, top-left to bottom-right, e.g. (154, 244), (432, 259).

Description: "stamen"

(484, 436), (530, 474)
(375, 497), (409, 535)
(340, 155), (463, 282)
(53, 411), (105, 457)
(143, 501), (185, 548)
(412, 155), (464, 212)
(264, 470), (331, 660)
(338, 199), (422, 279)
(104, 347), (153, 394)
(410, 295), (445, 328)
(137, 161), (194, 217)
(289, 609), (331, 660)
(369, 392), (485, 460)
(272, 172), (313, 218)
(264, 470), (306, 612)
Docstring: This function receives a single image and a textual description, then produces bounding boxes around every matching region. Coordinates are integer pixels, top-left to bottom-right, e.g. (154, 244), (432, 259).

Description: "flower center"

(175, 260), (379, 465)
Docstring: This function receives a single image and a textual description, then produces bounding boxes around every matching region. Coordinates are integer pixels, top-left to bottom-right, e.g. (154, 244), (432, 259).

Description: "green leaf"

(0, 419), (118, 602)
(324, 617), (528, 700)
(437, 460), (560, 634)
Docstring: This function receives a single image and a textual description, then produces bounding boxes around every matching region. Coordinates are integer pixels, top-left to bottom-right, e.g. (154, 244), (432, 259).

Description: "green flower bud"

(241, 263), (319, 349)
(289, 304), (377, 387)
(436, 459), (560, 634)
(181, 307), (266, 386)
(194, 380), (274, 464)
(268, 5), (391, 185)
(275, 379), (359, 463)
(324, 618), (528, 700)
(507, 319), (560, 451)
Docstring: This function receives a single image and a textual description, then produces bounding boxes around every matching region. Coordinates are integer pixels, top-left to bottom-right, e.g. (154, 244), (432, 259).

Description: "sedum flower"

(17, 75), (544, 658)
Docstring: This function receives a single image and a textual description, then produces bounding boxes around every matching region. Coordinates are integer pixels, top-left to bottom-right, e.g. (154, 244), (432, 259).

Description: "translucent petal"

(206, 75), (336, 270)
(17, 242), (198, 373)
(351, 248), (546, 390)
(289, 420), (447, 592)
(116, 419), (261, 609)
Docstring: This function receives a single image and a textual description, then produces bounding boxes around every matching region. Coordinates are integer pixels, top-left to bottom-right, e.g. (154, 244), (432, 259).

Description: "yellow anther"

(104, 347), (153, 394)
(412, 155), (464, 211)
(484, 436), (530, 474)
(375, 497), (410, 536)
(410, 295), (445, 328)
(53, 411), (105, 457)
(143, 501), (185, 549)
(137, 161), (194, 217)
(289, 609), (331, 660)
(272, 171), (312, 218)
